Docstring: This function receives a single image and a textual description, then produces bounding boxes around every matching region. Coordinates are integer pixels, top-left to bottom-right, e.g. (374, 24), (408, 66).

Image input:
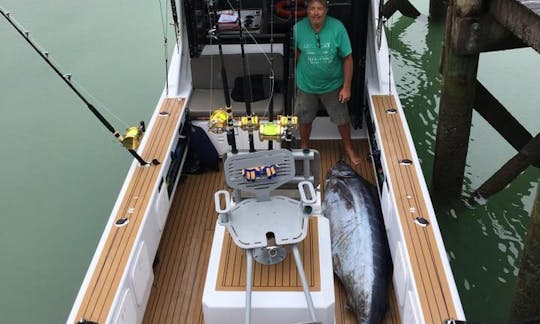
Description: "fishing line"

(387, 1), (394, 95)
(206, 2), (216, 109)
(69, 79), (130, 129)
(222, 0), (279, 119)
(157, 0), (170, 95)
(18, 37), (130, 129)
(1, 7), (157, 165)
(243, 28), (277, 118)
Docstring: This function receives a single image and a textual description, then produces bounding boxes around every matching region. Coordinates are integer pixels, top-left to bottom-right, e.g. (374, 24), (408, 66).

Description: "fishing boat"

(54, 0), (466, 323)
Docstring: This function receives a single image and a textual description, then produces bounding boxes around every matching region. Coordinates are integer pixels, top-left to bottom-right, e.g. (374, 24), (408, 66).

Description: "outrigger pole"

(0, 8), (158, 166)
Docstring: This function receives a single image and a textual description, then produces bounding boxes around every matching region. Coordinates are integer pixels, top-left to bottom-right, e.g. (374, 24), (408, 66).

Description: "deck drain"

(114, 218), (129, 227)
(414, 217), (429, 227)
(399, 159), (413, 165)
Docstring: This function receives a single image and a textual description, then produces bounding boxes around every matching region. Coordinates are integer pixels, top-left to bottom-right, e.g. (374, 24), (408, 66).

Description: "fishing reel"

(120, 121), (146, 150)
(208, 109), (298, 142)
(208, 108), (231, 134)
(259, 115), (298, 142)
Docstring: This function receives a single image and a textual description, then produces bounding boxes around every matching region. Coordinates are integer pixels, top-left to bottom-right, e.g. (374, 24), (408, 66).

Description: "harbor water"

(0, 1), (538, 323)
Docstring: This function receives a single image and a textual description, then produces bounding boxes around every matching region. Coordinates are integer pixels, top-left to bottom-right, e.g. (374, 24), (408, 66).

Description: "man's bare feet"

(345, 145), (362, 166)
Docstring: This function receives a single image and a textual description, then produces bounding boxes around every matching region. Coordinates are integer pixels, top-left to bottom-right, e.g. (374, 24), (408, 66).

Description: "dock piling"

(510, 187), (540, 323)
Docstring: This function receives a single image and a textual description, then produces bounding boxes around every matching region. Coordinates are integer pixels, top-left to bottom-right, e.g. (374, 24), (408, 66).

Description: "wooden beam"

(451, 15), (526, 55)
(510, 188), (540, 323)
(474, 81), (535, 162)
(383, 0), (421, 19)
(489, 0), (540, 53)
(472, 134), (540, 199)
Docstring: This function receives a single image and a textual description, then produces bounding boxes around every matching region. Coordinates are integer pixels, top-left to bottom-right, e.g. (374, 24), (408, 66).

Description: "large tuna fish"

(323, 160), (391, 324)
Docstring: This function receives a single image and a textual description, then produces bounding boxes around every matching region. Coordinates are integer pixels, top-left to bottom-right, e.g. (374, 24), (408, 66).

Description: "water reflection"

(387, 13), (539, 323)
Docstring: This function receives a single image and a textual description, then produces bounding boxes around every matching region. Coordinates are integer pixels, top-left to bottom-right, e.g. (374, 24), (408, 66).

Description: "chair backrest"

(223, 149), (295, 199)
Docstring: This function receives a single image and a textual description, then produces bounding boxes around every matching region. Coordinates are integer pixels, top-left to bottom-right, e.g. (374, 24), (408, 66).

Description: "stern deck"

(142, 139), (401, 324)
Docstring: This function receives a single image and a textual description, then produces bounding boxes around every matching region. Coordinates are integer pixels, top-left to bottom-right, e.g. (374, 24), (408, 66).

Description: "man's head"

(306, 0), (328, 28)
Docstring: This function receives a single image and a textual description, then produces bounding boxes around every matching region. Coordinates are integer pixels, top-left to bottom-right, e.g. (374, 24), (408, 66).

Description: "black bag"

(231, 74), (280, 102)
(185, 124), (220, 173)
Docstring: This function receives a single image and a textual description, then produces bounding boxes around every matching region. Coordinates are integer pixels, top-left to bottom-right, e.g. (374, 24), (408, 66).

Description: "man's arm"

(339, 54), (353, 103)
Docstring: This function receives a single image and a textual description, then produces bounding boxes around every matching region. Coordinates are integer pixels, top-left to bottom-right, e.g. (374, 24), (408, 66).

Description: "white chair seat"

(221, 196), (308, 249)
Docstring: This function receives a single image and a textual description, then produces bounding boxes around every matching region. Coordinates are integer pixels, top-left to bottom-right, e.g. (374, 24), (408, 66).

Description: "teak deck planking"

(372, 95), (458, 323)
(216, 217), (321, 292)
(74, 98), (185, 323)
(143, 139), (401, 324)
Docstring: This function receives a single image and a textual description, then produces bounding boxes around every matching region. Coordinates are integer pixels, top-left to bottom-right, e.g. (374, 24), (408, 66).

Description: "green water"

(0, 1), (538, 323)
(0, 1), (168, 323)
(387, 8), (540, 323)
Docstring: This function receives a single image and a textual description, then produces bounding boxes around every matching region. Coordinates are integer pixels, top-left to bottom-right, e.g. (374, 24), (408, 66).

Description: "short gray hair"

(307, 0), (328, 9)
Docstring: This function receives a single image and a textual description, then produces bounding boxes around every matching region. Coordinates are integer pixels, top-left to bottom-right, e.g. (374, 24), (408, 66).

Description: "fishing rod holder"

(208, 108), (298, 143)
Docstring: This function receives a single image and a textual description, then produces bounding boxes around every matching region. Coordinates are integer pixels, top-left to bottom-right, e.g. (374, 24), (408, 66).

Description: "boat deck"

(371, 95), (459, 323)
(73, 98), (186, 323)
(142, 139), (401, 324)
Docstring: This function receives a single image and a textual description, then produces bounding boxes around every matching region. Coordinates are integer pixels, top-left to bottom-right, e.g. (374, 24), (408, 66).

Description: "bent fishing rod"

(0, 7), (159, 166)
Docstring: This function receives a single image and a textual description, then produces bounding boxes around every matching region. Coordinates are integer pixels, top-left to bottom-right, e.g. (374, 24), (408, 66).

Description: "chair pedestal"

(202, 216), (335, 324)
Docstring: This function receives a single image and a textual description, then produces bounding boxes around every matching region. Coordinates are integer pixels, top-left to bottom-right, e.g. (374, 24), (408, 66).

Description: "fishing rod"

(267, 0), (276, 151)
(209, 1), (238, 154)
(0, 7), (158, 166)
(236, 0), (256, 153)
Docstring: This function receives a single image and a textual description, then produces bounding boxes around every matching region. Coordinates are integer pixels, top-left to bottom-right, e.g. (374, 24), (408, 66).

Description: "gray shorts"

(294, 88), (351, 125)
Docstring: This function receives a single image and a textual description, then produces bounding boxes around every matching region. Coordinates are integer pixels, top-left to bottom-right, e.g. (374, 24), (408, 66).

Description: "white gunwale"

(67, 0), (466, 323)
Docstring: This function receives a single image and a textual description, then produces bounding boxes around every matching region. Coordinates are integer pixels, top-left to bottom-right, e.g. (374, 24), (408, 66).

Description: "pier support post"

(429, 0), (448, 21)
(510, 188), (540, 323)
(472, 134), (540, 199)
(432, 0), (481, 198)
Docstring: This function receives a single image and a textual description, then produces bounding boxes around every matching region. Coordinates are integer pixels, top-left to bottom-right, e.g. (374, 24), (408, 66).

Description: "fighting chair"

(214, 149), (320, 324)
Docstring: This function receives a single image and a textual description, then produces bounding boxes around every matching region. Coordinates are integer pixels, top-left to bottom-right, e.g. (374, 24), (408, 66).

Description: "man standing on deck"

(294, 0), (361, 165)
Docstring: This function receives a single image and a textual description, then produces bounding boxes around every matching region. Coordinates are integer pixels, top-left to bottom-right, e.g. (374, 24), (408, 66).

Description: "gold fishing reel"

(239, 115), (259, 132)
(259, 115), (298, 141)
(121, 124), (145, 150)
(208, 108), (298, 142)
(208, 108), (230, 134)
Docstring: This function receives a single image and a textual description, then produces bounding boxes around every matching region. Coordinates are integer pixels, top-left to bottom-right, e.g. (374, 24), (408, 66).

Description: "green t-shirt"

(294, 16), (352, 94)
